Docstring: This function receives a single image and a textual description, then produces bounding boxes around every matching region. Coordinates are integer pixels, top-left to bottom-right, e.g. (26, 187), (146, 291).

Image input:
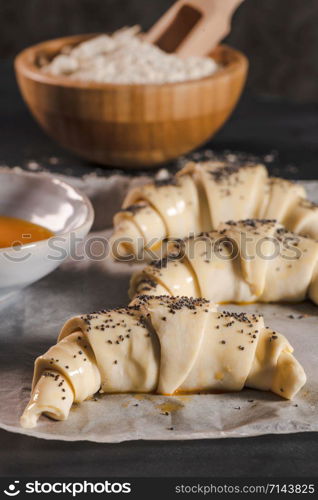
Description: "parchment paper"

(0, 168), (317, 442)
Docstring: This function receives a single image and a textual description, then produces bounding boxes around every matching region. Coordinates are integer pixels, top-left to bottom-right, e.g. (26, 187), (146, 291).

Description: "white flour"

(42, 26), (219, 84)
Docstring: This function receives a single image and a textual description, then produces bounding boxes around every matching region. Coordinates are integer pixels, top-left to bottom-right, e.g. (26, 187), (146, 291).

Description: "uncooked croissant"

(130, 220), (318, 305)
(21, 295), (306, 428)
(111, 161), (318, 260)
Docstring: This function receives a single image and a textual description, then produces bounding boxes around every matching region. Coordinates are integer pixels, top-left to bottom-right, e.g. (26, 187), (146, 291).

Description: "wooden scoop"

(144, 0), (244, 57)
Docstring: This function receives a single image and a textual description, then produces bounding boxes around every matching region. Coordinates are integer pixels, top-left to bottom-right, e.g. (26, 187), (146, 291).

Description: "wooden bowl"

(15, 34), (248, 168)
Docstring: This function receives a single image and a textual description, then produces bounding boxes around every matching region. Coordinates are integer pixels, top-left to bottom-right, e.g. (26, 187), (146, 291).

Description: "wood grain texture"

(14, 34), (248, 168)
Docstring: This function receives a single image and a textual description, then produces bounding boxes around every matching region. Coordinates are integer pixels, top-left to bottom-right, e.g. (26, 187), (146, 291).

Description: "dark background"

(1, 0), (318, 102)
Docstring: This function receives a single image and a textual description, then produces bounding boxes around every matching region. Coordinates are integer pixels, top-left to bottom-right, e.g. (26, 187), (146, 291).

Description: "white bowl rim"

(0, 169), (94, 253)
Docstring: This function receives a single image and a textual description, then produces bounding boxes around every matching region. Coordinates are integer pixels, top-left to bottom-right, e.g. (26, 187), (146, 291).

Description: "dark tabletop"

(0, 59), (318, 478)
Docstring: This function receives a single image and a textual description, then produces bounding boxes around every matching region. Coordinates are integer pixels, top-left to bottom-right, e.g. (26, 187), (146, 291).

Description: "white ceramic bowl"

(0, 170), (94, 301)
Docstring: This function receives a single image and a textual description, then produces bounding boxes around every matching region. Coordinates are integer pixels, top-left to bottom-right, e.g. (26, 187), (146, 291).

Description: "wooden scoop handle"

(145, 0), (244, 57)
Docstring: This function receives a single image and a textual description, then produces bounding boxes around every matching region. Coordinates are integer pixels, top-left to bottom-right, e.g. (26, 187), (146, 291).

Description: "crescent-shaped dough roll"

(111, 202), (166, 260)
(283, 198), (318, 241)
(20, 370), (74, 429)
(111, 161), (316, 260)
(129, 220), (318, 305)
(21, 296), (306, 428)
(179, 162), (268, 228)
